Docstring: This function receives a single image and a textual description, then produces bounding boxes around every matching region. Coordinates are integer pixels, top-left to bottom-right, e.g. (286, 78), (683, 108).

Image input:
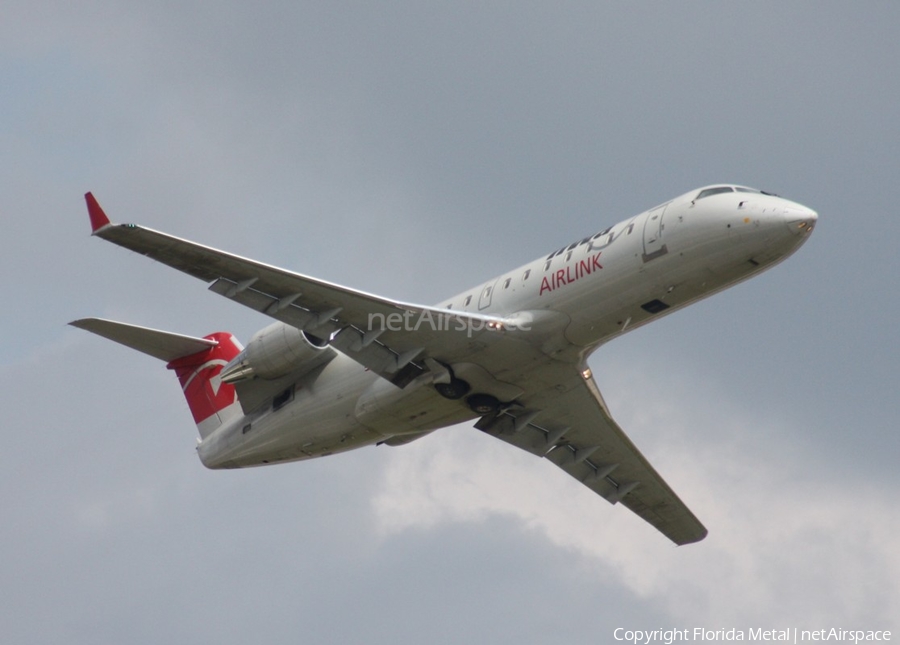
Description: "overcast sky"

(3, 2), (899, 643)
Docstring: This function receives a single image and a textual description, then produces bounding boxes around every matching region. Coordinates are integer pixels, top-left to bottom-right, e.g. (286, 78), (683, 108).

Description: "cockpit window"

(735, 186), (779, 196)
(695, 186), (734, 200)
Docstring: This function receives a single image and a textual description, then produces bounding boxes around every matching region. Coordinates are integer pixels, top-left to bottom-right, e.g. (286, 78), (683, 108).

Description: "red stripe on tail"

(166, 332), (242, 424)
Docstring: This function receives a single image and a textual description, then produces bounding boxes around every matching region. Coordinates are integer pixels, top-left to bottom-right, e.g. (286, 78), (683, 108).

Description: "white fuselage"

(197, 186), (817, 468)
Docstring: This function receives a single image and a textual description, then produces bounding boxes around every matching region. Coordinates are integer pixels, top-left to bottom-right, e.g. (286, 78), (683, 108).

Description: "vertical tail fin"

(69, 319), (245, 438)
(166, 332), (244, 438)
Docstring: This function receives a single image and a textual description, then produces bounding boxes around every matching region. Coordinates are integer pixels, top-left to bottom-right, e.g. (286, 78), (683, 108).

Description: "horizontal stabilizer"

(69, 318), (218, 362)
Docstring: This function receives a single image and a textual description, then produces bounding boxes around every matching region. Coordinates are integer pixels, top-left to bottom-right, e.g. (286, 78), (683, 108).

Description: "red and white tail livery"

(166, 332), (244, 438)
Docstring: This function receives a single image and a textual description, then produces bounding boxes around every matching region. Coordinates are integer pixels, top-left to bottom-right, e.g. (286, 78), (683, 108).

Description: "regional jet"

(71, 185), (817, 545)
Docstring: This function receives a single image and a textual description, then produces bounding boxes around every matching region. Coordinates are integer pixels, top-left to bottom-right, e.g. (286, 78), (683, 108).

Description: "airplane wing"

(84, 193), (512, 389)
(475, 362), (708, 545)
(82, 193), (706, 544)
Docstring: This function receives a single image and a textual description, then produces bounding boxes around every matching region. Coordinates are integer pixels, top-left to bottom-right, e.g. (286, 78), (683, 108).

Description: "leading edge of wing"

(81, 192), (505, 325)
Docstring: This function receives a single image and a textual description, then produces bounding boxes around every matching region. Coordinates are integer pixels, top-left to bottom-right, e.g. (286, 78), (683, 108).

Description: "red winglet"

(84, 192), (111, 232)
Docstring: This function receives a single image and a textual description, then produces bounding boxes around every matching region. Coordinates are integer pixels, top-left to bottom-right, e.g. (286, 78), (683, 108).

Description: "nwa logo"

(167, 332), (242, 424)
(177, 359), (238, 423)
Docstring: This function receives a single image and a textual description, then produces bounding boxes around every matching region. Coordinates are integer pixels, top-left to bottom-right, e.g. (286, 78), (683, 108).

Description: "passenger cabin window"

(695, 186), (734, 201)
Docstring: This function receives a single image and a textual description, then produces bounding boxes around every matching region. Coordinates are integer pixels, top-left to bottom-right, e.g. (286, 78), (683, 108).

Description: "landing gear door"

(642, 204), (669, 262)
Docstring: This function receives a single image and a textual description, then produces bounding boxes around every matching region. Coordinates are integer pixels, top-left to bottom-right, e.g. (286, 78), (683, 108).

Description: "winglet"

(84, 192), (111, 232)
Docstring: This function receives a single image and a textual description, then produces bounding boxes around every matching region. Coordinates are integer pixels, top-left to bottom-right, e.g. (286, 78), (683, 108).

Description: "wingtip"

(84, 192), (111, 233)
(68, 318), (94, 330)
(676, 526), (709, 546)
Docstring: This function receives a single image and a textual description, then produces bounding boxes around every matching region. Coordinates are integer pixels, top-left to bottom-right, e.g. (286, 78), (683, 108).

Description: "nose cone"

(784, 203), (818, 236)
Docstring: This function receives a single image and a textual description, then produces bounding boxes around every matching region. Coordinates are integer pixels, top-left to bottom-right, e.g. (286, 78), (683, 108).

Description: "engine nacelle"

(219, 322), (334, 383)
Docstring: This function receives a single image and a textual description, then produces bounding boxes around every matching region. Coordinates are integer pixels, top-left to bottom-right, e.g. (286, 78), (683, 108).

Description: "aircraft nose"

(784, 204), (817, 236)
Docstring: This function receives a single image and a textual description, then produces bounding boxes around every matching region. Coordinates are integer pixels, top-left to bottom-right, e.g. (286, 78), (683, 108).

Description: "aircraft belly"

(356, 380), (478, 436)
(201, 399), (382, 468)
(200, 356), (383, 468)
